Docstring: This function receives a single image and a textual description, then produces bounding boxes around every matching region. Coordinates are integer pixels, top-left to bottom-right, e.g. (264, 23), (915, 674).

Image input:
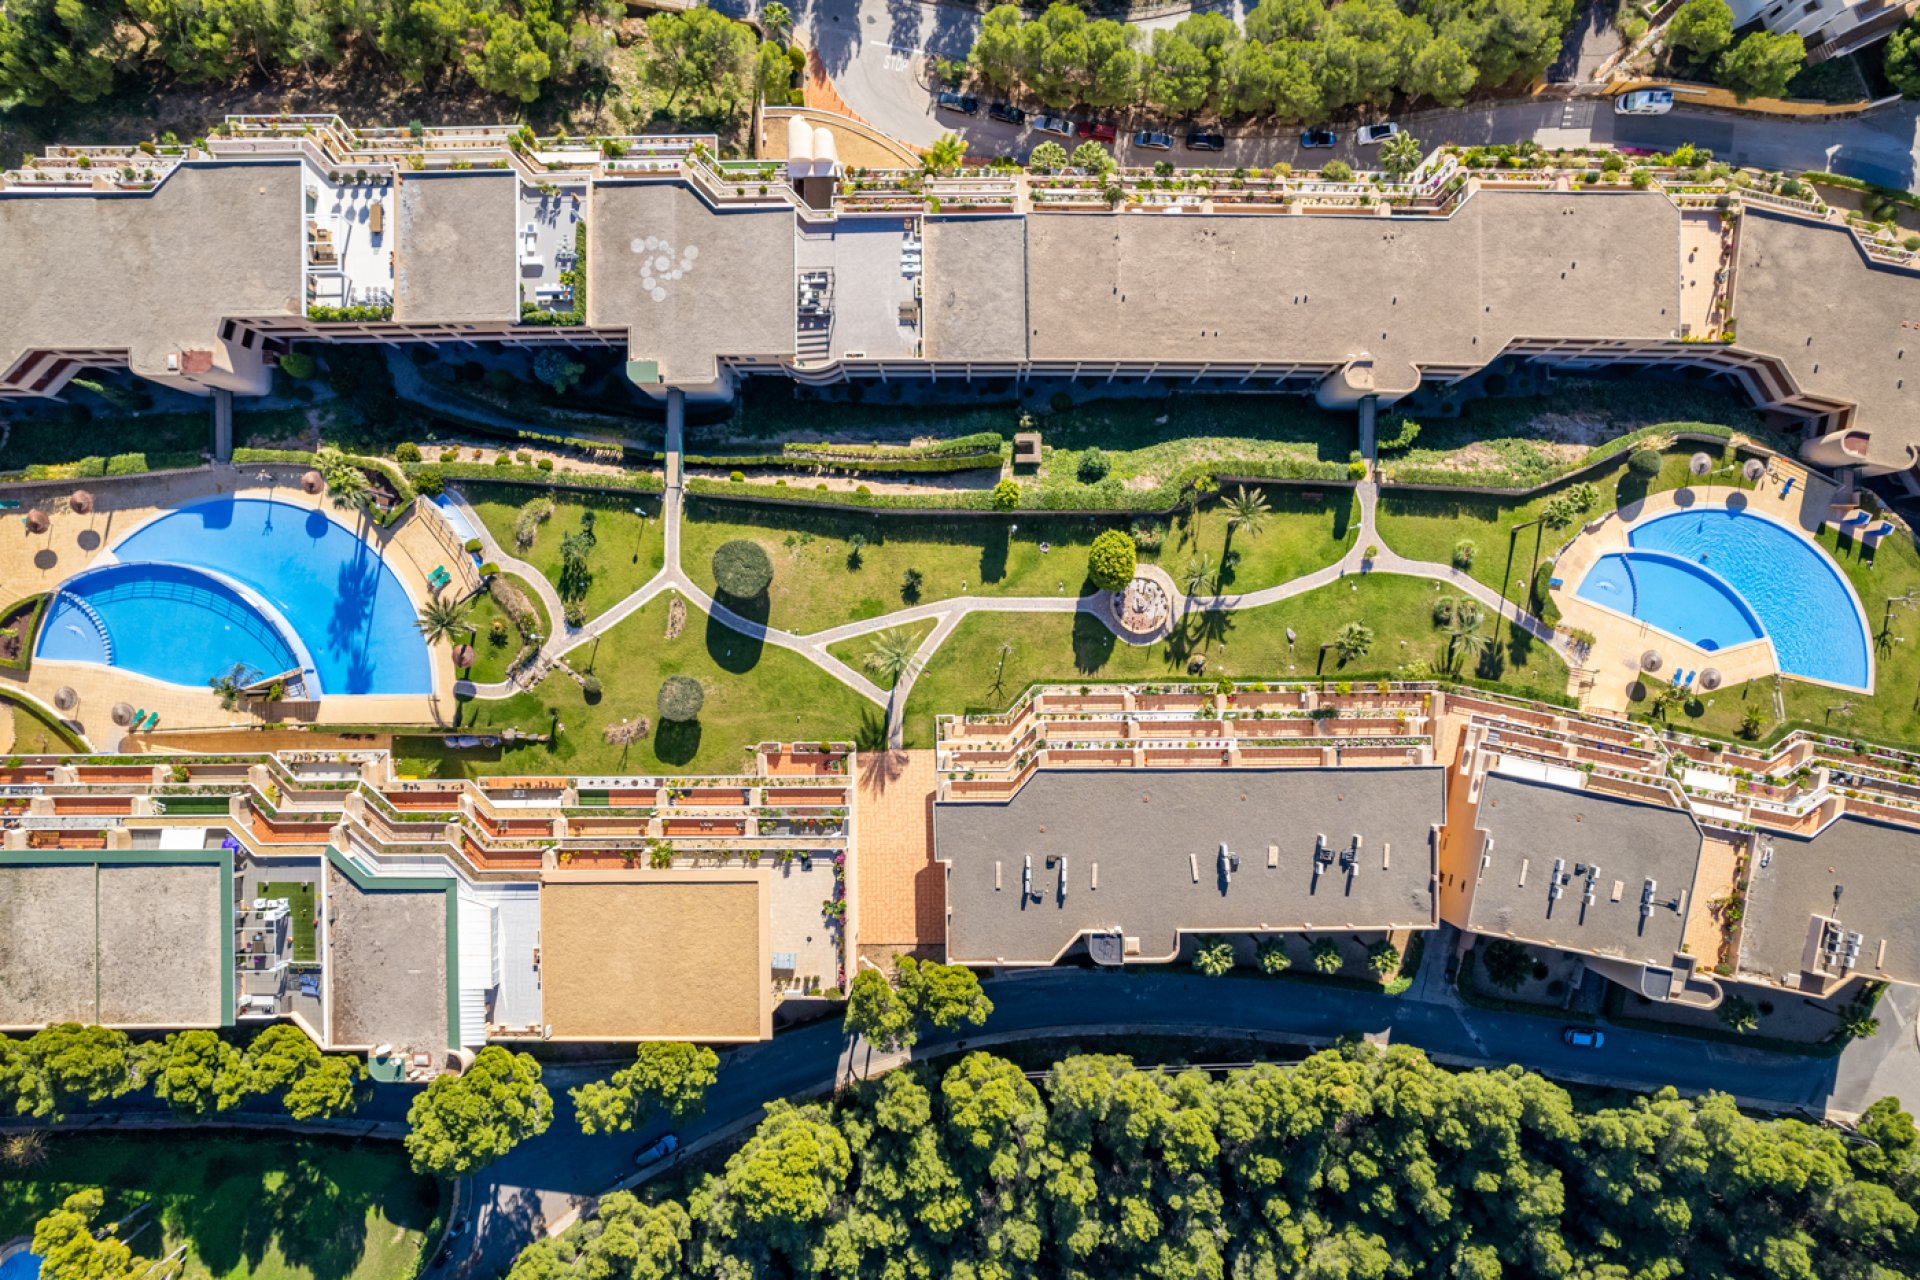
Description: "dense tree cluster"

(0, 1023), (363, 1122)
(509, 1042), (1920, 1280)
(405, 1044), (553, 1176)
(1662, 0), (1805, 103)
(843, 958), (994, 1053)
(963, 0), (1572, 120)
(0, 0), (619, 107)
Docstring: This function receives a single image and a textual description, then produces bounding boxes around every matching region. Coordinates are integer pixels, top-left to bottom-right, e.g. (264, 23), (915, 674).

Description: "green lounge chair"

(145, 713), (160, 731)
(131, 708), (146, 727)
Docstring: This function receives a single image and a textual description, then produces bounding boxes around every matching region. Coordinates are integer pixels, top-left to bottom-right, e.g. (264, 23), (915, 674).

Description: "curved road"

(438, 956), (1920, 1278)
(720, 0), (1920, 190)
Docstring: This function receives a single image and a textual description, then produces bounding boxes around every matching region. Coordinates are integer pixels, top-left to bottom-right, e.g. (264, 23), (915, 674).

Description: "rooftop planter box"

(1236, 747), (1326, 765)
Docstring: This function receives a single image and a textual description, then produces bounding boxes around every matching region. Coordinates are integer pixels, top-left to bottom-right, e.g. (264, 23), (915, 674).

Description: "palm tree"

(1333, 621), (1374, 664)
(924, 132), (967, 176)
(1220, 485), (1270, 566)
(209, 662), (262, 712)
(863, 628), (921, 689)
(322, 462), (373, 522)
(1179, 553), (1218, 604)
(1444, 610), (1491, 674)
(762, 1), (793, 40)
(417, 595), (473, 647)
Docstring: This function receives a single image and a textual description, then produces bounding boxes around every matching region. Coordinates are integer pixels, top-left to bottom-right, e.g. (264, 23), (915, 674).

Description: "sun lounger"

(132, 708), (146, 727)
(145, 713), (159, 730)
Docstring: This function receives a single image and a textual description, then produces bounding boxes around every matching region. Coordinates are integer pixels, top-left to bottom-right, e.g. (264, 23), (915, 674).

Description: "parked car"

(636, 1133), (681, 1167)
(1562, 1027), (1605, 1049)
(1076, 120), (1118, 143)
(1615, 88), (1674, 115)
(1356, 122), (1401, 145)
(987, 101), (1026, 125)
(1033, 113), (1074, 136)
(1184, 129), (1226, 152)
(1299, 127), (1337, 149)
(1133, 130), (1174, 151)
(936, 91), (979, 116)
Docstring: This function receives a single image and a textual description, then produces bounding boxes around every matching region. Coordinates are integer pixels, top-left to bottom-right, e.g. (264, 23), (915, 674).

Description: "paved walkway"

(453, 431), (1579, 748)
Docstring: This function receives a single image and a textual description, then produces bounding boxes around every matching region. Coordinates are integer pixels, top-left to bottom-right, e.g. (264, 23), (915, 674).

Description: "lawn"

(465, 485), (666, 621)
(1641, 523), (1920, 752)
(680, 486), (1357, 634)
(900, 572), (1571, 747)
(458, 572), (552, 686)
(0, 1131), (439, 1280)
(258, 881), (317, 963)
(825, 617), (940, 688)
(1374, 444), (1761, 598)
(395, 593), (880, 777)
(1, 691), (85, 752)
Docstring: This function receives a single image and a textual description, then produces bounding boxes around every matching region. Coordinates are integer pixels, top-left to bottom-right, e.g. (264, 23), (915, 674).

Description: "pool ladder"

(56, 590), (113, 664)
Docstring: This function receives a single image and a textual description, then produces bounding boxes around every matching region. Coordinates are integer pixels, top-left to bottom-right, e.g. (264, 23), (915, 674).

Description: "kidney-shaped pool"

(37, 497), (432, 696)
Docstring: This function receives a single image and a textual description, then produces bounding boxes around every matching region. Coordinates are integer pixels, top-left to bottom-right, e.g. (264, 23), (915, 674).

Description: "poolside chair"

(131, 708), (146, 727)
(145, 713), (160, 731)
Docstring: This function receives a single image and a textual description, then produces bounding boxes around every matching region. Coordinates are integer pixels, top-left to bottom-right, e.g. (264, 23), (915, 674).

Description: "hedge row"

(0, 593), (48, 673)
(8, 450), (204, 481)
(410, 462), (664, 495)
(678, 450), (1003, 476)
(784, 432), (1005, 461)
(1382, 421), (1785, 493)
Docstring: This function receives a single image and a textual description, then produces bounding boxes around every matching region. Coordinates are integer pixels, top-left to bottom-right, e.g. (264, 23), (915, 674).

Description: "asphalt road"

(437, 959), (1920, 1279)
(718, 0), (1920, 189)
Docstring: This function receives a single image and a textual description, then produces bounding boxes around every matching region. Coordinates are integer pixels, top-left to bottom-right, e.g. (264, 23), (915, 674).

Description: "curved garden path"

(450, 432), (1576, 748)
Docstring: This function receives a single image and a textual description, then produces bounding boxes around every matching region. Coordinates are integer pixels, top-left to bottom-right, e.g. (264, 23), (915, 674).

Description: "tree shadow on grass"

(655, 718), (702, 766)
(707, 592), (767, 674)
(1072, 610), (1116, 675)
(978, 524), (1009, 586)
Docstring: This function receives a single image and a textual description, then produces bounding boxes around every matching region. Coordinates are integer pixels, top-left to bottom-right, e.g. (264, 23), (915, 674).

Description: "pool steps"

(54, 589), (114, 664)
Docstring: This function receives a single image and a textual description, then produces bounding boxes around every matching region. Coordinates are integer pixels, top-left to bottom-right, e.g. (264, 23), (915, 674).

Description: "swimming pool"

(1574, 507), (1871, 689)
(0, 1251), (42, 1280)
(37, 497), (431, 696)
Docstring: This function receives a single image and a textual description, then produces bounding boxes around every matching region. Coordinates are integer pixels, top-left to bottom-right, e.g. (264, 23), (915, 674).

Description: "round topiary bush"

(277, 352), (316, 380)
(712, 539), (774, 598)
(395, 441), (422, 463)
(1627, 448), (1663, 477)
(1077, 448), (1111, 483)
(990, 479), (1020, 511)
(1087, 529), (1137, 591)
(658, 675), (705, 722)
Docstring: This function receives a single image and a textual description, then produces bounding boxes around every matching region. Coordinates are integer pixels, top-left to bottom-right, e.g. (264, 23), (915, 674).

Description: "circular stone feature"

(1112, 574), (1170, 638)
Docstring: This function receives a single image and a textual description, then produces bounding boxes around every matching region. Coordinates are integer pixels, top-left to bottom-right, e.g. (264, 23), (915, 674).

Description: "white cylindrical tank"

(785, 115), (814, 179)
(812, 126), (839, 175)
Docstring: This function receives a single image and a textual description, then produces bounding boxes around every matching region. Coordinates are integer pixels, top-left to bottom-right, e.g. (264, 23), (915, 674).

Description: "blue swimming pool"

(36, 497), (431, 695)
(0, 1251), (42, 1280)
(1574, 507), (1870, 689)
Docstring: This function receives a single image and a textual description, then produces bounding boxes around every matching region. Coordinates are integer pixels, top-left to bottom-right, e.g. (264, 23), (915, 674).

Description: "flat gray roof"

(0, 861), (224, 1028)
(934, 767), (1440, 965)
(1469, 773), (1699, 963)
(1739, 815), (1920, 988)
(1014, 192), (1681, 391)
(923, 216), (1029, 361)
(0, 162), (300, 380)
(589, 180), (794, 383)
(394, 170), (519, 323)
(324, 863), (448, 1056)
(1736, 212), (1920, 471)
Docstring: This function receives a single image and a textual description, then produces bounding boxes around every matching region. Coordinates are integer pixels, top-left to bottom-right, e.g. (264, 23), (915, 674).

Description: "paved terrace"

(0, 162), (301, 385)
(394, 170), (520, 323)
(1467, 772), (1701, 964)
(934, 766), (1442, 965)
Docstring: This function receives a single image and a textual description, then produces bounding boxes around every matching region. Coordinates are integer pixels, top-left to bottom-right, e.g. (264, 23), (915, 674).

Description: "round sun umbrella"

(1690, 452), (1713, 477)
(67, 489), (93, 515)
(1743, 458), (1768, 484)
(451, 643), (477, 670)
(111, 702), (134, 726)
(53, 686), (77, 712)
(1641, 650), (1664, 674)
(1698, 668), (1723, 691)
(300, 469), (325, 494)
(23, 509), (49, 534)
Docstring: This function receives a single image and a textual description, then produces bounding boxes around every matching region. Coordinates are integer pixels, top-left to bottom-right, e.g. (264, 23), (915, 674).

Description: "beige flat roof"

(923, 216), (1029, 361)
(1736, 212), (1920, 470)
(1012, 192), (1681, 391)
(0, 162), (301, 379)
(540, 871), (771, 1041)
(589, 180), (795, 384)
(394, 170), (520, 323)
(0, 861), (224, 1029)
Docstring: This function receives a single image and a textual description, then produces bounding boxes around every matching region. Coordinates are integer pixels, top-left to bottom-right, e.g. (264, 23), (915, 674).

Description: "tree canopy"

(1714, 29), (1805, 101)
(405, 1045), (554, 1176)
(574, 1042), (722, 1136)
(844, 960), (995, 1053)
(511, 1043), (1920, 1280)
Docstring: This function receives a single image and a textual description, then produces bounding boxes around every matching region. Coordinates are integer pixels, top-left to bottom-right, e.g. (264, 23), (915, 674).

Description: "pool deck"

(0, 467), (464, 746)
(1550, 461), (1848, 716)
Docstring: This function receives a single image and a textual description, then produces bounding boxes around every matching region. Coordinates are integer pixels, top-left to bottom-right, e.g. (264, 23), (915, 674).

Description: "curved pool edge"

(35, 558), (321, 695)
(1571, 558), (1779, 669)
(1624, 503), (1875, 694)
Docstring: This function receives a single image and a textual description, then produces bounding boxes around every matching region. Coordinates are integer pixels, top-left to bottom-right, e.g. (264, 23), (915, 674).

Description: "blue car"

(1300, 127), (1337, 148)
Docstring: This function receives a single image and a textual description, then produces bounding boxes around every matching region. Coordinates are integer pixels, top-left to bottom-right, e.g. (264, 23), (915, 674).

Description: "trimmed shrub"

(658, 675), (705, 722)
(414, 471), (444, 496)
(1451, 539), (1476, 570)
(712, 540), (774, 598)
(1086, 529), (1137, 591)
(1627, 447), (1663, 476)
(1076, 448), (1111, 483)
(991, 479), (1020, 511)
(395, 441), (422, 463)
(463, 537), (484, 554)
(277, 352), (316, 380)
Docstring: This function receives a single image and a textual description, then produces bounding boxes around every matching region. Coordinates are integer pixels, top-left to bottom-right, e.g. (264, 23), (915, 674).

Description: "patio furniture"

(132, 708), (146, 727)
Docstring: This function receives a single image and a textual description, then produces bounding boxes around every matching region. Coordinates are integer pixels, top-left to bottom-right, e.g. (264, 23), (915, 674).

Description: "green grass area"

(825, 618), (940, 688)
(900, 573), (1569, 747)
(458, 573), (552, 686)
(0, 1131), (439, 1280)
(2, 690), (86, 753)
(681, 486), (1356, 634)
(1381, 377), (1773, 489)
(396, 593), (879, 777)
(1643, 524), (1920, 752)
(1375, 444), (1760, 597)
(465, 485), (666, 621)
(258, 881), (317, 963)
